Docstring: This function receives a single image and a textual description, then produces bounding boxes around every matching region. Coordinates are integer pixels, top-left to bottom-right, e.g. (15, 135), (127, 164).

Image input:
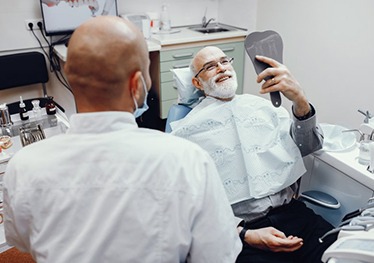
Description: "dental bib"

(171, 94), (306, 203)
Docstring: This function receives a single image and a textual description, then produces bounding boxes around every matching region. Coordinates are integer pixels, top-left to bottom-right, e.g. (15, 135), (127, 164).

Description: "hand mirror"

(244, 30), (283, 107)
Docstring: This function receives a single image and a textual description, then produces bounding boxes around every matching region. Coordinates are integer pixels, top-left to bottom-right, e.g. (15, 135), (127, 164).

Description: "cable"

(29, 23), (49, 58)
(37, 21), (50, 46)
(29, 22), (73, 95)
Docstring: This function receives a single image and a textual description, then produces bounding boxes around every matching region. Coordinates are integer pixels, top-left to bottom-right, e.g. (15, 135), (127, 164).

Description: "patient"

(170, 46), (337, 263)
(3, 19), (241, 262)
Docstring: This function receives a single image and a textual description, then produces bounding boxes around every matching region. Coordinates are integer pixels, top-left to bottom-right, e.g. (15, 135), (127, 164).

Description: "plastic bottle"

(19, 96), (29, 121)
(358, 139), (371, 165)
(147, 12), (160, 33)
(160, 4), (171, 31)
(31, 99), (42, 120)
(45, 96), (57, 115)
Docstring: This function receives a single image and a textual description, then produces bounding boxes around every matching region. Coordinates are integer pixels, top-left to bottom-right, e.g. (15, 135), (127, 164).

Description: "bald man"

(3, 17), (241, 263)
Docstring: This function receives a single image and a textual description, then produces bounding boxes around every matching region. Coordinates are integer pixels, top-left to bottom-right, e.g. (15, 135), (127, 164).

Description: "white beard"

(201, 70), (238, 99)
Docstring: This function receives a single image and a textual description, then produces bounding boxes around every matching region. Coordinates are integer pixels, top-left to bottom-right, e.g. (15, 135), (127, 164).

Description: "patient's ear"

(192, 77), (203, 91)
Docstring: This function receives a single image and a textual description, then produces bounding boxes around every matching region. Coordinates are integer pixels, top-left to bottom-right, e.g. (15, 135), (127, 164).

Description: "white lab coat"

(4, 112), (241, 263)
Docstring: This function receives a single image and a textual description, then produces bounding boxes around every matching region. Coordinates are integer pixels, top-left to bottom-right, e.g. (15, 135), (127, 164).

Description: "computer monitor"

(40, 0), (118, 36)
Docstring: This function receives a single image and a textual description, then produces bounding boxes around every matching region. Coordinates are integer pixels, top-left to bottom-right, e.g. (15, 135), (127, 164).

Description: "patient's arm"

(239, 226), (304, 252)
(290, 104), (323, 157)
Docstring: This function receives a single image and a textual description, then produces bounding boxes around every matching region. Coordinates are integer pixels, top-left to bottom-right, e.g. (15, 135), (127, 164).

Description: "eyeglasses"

(194, 57), (234, 78)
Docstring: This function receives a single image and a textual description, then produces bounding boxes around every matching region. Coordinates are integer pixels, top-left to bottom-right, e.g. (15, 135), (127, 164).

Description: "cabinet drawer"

(160, 59), (191, 73)
(160, 47), (200, 62)
(161, 81), (178, 101)
(161, 71), (174, 83)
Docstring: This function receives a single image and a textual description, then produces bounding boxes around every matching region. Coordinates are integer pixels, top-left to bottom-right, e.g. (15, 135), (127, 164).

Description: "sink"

(188, 24), (236, 34)
(192, 27), (230, 34)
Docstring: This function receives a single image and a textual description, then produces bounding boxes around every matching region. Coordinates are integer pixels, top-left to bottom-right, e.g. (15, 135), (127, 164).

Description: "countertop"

(151, 25), (248, 46)
(54, 39), (161, 62)
(54, 24), (248, 61)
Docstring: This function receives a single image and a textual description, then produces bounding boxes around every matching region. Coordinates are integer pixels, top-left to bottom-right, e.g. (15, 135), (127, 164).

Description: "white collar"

(68, 111), (137, 134)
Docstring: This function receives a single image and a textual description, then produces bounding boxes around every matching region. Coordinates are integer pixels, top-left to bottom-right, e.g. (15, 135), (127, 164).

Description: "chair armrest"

(300, 190), (341, 209)
(165, 104), (192, 133)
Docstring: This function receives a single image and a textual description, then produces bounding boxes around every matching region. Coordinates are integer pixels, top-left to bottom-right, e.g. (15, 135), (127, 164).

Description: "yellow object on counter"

(0, 136), (12, 149)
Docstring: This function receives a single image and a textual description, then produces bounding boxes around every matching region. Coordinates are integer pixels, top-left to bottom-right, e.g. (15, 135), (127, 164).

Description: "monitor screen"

(40, 0), (118, 36)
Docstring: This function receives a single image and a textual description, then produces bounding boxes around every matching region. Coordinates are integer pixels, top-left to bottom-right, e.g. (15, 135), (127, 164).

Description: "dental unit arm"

(319, 198), (374, 242)
(322, 232), (374, 263)
(321, 198), (374, 263)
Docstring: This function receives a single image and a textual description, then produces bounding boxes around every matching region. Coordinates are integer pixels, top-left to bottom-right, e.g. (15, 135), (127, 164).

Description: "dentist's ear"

(129, 71), (143, 100)
(192, 77), (204, 91)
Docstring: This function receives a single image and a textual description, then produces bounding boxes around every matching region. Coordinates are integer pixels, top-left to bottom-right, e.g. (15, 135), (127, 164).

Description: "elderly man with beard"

(170, 46), (336, 263)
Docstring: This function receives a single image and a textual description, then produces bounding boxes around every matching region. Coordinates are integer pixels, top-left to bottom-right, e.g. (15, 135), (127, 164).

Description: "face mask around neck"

(133, 74), (149, 118)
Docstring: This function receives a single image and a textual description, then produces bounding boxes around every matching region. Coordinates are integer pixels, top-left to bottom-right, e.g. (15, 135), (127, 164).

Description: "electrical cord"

(28, 23), (49, 59)
(37, 21), (49, 46)
(29, 22), (73, 95)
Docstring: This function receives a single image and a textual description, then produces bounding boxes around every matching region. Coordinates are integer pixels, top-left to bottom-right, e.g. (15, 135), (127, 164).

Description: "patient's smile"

(216, 75), (231, 83)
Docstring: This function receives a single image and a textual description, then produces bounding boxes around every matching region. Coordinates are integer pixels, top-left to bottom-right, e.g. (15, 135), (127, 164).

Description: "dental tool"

(320, 200), (374, 243)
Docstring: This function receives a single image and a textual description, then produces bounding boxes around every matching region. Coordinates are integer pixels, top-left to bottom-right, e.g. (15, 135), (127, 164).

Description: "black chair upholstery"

(0, 51), (65, 114)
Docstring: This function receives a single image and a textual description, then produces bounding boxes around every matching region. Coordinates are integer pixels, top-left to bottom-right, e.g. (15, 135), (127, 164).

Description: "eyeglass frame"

(194, 57), (234, 78)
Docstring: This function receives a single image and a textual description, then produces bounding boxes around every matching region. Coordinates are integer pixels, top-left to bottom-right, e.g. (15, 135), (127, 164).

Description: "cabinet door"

(300, 155), (374, 227)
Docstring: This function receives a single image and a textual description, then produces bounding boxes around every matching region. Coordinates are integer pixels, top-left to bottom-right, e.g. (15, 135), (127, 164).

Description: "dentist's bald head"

(65, 16), (151, 113)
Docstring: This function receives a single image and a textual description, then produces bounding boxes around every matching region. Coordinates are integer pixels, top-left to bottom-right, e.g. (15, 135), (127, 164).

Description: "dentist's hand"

(255, 55), (311, 117)
(241, 227), (304, 252)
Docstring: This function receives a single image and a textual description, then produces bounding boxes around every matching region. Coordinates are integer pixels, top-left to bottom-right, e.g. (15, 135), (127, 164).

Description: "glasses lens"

(195, 57), (233, 77)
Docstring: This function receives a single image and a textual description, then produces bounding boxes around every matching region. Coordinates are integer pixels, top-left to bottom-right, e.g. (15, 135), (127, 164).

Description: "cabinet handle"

(221, 47), (235, 52)
(172, 53), (194, 59)
(173, 64), (190, 69)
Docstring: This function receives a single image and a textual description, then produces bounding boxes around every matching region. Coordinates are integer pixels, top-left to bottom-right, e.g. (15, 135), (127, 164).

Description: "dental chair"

(0, 51), (65, 114)
(166, 67), (341, 226)
(165, 104), (192, 133)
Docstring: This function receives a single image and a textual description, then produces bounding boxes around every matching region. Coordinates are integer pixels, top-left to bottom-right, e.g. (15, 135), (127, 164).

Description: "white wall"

(0, 0), (221, 118)
(254, 0), (374, 129)
(1, 0), (373, 129)
(119, 0), (219, 27)
(0, 1), (76, 117)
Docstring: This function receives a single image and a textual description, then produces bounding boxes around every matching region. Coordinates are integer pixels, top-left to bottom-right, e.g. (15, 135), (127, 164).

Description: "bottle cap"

(19, 96), (25, 108)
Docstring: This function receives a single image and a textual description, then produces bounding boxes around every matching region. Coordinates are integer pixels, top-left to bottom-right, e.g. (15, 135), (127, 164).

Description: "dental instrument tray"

(322, 233), (374, 263)
(19, 124), (46, 147)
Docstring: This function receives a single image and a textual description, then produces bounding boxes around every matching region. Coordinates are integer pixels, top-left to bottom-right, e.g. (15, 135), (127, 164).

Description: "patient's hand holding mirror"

(245, 30), (283, 107)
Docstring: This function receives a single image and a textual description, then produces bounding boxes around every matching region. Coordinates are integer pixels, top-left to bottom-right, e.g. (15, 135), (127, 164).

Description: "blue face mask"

(133, 75), (149, 118)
